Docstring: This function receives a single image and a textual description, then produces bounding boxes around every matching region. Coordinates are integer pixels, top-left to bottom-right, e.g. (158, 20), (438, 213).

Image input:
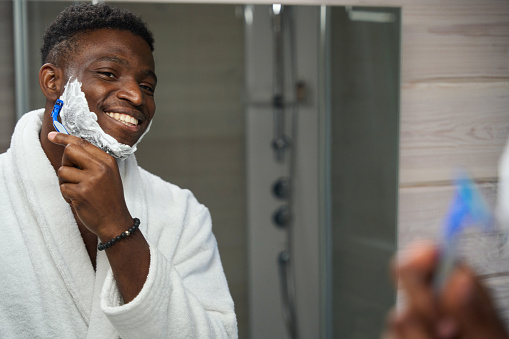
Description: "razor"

(51, 99), (69, 134)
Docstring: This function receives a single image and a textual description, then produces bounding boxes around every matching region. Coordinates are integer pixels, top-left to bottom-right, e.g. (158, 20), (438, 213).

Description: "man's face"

(65, 29), (157, 147)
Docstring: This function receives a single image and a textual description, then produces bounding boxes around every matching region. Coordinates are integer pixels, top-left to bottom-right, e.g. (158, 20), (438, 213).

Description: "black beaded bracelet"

(98, 218), (140, 251)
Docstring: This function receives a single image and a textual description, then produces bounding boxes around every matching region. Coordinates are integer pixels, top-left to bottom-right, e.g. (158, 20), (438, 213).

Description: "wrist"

(98, 217), (140, 251)
(97, 215), (136, 244)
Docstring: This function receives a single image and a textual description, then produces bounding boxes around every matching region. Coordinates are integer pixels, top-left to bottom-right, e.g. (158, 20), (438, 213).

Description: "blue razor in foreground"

(434, 169), (493, 291)
(51, 99), (69, 134)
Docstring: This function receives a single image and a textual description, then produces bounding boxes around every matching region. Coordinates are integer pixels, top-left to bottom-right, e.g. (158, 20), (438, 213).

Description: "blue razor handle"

(434, 170), (493, 291)
(51, 99), (69, 134)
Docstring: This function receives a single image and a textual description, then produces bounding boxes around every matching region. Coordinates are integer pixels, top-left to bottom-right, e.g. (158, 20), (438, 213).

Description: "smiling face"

(64, 29), (157, 147)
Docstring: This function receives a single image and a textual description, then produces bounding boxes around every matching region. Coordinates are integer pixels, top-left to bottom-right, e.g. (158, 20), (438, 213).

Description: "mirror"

(17, 2), (401, 338)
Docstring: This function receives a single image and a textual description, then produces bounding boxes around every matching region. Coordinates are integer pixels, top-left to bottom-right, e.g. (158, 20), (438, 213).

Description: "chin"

(116, 137), (137, 147)
(101, 123), (136, 144)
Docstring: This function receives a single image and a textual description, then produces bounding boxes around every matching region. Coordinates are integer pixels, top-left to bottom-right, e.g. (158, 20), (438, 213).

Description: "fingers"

(441, 265), (508, 339)
(48, 131), (116, 170)
(57, 165), (82, 185)
(442, 264), (477, 313)
(396, 242), (440, 324)
(47, 133), (130, 236)
(389, 242), (509, 339)
(59, 182), (80, 208)
(48, 131), (111, 163)
(396, 242), (439, 279)
(48, 131), (88, 150)
(61, 143), (92, 171)
(48, 131), (116, 206)
(383, 308), (434, 339)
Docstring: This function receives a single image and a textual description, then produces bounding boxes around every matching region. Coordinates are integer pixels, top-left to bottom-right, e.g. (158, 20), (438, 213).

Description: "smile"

(105, 112), (139, 126)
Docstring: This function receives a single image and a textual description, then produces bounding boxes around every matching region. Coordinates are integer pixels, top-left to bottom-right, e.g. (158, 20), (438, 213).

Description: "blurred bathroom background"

(2, 1), (403, 338)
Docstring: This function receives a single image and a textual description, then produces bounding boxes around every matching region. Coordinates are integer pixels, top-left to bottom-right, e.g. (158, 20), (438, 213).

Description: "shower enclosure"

(245, 5), (400, 338)
(14, 2), (401, 338)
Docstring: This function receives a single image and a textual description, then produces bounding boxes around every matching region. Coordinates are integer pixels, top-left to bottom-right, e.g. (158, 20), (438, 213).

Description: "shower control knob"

(272, 177), (291, 200)
(273, 94), (284, 109)
(272, 137), (288, 151)
(278, 250), (290, 264)
(273, 205), (291, 228)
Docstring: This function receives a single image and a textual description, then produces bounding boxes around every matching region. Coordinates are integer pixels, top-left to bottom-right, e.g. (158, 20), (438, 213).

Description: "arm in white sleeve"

(100, 203), (238, 338)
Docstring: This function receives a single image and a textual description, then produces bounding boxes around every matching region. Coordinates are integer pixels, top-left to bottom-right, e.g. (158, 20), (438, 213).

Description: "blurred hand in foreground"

(383, 242), (509, 339)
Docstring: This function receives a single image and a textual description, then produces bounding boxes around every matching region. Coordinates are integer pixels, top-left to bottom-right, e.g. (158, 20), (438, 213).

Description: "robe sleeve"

(99, 203), (238, 338)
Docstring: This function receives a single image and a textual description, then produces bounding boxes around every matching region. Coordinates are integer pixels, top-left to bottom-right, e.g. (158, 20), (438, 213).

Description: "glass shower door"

(324, 6), (401, 339)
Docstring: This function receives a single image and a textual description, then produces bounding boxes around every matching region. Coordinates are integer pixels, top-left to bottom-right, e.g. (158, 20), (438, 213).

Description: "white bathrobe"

(0, 109), (238, 338)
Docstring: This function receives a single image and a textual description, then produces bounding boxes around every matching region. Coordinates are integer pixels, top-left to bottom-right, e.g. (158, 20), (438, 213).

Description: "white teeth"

(106, 112), (139, 126)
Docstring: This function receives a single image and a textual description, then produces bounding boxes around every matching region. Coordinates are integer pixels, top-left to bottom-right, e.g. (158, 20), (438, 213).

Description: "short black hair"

(41, 3), (154, 65)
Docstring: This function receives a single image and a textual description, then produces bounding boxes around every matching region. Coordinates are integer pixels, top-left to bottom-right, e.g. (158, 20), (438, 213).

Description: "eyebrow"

(97, 55), (128, 65)
(96, 55), (158, 84)
(145, 70), (158, 84)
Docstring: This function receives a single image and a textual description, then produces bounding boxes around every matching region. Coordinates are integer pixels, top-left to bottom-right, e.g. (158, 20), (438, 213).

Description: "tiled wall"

(395, 0), (509, 326)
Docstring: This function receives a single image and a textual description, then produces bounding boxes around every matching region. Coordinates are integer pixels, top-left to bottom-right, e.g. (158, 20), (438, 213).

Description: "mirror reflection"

(10, 2), (401, 338)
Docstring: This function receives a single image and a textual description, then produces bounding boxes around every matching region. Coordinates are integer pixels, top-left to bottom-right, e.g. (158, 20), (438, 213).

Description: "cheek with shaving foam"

(58, 78), (151, 160)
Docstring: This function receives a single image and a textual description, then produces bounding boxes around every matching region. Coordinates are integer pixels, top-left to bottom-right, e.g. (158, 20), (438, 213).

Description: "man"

(0, 3), (237, 338)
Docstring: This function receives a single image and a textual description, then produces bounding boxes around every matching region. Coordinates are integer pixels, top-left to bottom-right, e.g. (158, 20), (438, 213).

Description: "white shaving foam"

(59, 78), (151, 160)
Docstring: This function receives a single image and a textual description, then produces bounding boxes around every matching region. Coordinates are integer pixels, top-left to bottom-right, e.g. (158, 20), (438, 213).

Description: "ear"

(39, 63), (65, 101)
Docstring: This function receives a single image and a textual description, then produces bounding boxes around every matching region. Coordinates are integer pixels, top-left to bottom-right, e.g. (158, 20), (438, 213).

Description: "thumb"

(442, 265), (508, 338)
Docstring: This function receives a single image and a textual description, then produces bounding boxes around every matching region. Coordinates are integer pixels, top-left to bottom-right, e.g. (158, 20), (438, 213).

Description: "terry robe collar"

(4, 109), (148, 337)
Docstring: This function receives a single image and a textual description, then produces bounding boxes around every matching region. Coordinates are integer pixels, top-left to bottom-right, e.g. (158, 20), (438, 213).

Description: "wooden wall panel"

(400, 82), (509, 185)
(401, 4), (509, 83)
(396, 0), (509, 304)
(395, 0), (509, 328)
(399, 2), (509, 185)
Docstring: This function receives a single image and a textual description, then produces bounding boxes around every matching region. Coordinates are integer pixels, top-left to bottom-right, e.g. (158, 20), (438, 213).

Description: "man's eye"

(140, 85), (154, 93)
(100, 72), (115, 78)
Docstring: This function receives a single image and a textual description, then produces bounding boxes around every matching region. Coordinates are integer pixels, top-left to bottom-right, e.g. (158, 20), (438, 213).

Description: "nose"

(117, 79), (143, 107)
